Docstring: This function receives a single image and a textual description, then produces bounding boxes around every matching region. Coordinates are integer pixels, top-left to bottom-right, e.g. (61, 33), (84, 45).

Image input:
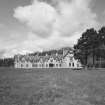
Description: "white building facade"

(14, 49), (82, 69)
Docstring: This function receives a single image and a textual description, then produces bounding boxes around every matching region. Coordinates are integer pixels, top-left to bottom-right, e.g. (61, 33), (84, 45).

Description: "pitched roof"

(15, 48), (73, 63)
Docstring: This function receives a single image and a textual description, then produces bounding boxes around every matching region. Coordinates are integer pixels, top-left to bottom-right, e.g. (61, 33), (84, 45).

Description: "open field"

(0, 68), (105, 105)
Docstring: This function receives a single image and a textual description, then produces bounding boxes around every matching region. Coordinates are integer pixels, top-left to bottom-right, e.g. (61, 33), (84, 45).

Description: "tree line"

(0, 58), (14, 67)
(74, 26), (105, 67)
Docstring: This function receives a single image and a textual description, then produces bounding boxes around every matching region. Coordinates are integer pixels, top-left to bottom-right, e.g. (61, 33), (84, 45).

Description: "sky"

(0, 0), (105, 58)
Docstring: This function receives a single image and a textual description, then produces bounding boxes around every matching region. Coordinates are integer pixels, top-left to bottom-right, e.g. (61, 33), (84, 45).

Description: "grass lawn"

(0, 68), (105, 105)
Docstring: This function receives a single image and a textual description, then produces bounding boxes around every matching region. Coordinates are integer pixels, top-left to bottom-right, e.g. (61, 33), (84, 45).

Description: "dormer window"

(22, 58), (25, 62)
(50, 57), (53, 62)
(51, 59), (53, 62)
(70, 57), (73, 61)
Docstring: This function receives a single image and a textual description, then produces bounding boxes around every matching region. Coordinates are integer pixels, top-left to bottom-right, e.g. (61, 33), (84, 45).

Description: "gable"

(63, 51), (73, 58)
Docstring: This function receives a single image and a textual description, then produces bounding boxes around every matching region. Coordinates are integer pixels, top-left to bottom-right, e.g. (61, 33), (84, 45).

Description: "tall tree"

(74, 28), (98, 66)
(0, 58), (14, 67)
(98, 27), (105, 45)
(98, 27), (105, 59)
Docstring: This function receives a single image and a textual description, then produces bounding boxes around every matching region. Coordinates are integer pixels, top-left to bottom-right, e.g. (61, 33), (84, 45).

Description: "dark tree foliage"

(98, 27), (105, 45)
(98, 27), (105, 58)
(74, 26), (105, 66)
(0, 58), (14, 67)
(74, 28), (98, 65)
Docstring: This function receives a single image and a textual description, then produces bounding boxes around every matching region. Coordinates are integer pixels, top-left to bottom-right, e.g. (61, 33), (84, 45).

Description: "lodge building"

(14, 48), (82, 69)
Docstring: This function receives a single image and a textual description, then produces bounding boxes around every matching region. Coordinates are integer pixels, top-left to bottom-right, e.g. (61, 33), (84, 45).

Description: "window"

(26, 64), (28, 67)
(77, 64), (79, 67)
(69, 63), (71, 67)
(46, 64), (48, 67)
(56, 64), (58, 67)
(72, 63), (74, 67)
(59, 64), (61, 67)
(32, 64), (37, 67)
(21, 64), (23, 68)
(42, 64), (44, 67)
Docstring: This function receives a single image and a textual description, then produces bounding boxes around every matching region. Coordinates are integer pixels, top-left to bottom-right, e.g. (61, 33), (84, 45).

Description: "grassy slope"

(0, 68), (105, 105)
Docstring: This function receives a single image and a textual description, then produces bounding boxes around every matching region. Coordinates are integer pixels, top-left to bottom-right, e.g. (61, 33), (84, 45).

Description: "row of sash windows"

(20, 63), (62, 67)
